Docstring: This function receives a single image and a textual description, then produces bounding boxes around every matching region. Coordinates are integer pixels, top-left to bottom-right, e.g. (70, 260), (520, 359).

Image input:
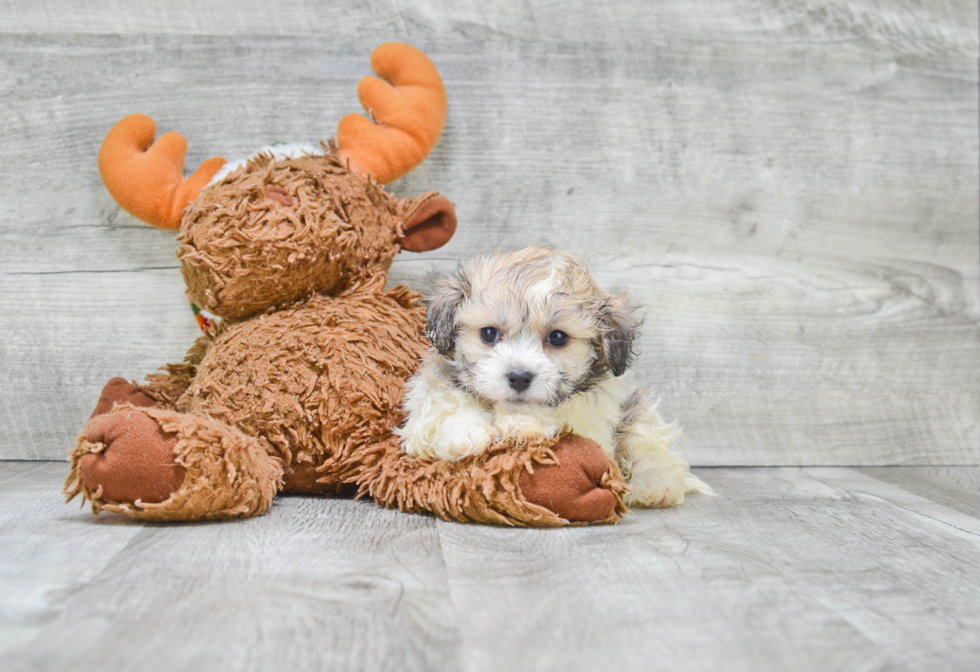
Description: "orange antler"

(98, 114), (226, 231)
(336, 43), (447, 185)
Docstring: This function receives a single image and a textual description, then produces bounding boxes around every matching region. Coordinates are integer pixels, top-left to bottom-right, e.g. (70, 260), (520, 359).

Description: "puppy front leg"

(616, 391), (713, 507)
(429, 402), (496, 460)
(493, 408), (563, 444)
(396, 365), (496, 461)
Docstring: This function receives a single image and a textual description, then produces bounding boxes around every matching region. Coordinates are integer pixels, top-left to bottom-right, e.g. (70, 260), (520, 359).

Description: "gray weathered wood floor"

(2, 462), (978, 672)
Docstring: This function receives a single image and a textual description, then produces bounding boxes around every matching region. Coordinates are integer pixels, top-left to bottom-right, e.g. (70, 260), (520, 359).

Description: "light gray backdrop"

(1, 0), (977, 465)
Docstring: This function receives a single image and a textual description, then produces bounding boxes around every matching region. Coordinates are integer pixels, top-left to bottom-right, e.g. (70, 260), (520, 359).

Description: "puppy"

(396, 247), (712, 507)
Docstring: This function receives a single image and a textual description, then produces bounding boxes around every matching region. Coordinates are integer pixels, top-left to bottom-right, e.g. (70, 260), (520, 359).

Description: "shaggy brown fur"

(180, 152), (404, 320)
(171, 279), (426, 475)
(344, 434), (628, 526)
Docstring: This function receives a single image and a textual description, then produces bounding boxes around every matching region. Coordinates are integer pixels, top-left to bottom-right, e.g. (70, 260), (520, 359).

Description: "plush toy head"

(97, 43), (457, 319)
(177, 154), (454, 319)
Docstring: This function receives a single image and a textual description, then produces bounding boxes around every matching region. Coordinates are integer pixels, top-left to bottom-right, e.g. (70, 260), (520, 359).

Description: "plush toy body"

(65, 44), (628, 526)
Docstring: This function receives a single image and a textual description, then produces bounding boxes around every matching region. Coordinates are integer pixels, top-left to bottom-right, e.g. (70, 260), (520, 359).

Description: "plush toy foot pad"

(90, 377), (158, 419)
(519, 435), (618, 523)
(79, 409), (185, 504)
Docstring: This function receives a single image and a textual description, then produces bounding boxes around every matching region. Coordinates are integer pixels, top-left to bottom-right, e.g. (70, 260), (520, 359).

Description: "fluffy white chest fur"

(396, 247), (712, 508)
(399, 357), (637, 457)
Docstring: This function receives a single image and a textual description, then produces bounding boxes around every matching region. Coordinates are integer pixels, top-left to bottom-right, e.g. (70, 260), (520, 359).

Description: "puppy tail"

(684, 472), (716, 497)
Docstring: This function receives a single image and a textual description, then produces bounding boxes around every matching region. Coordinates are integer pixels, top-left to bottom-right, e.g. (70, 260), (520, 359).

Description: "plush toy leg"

(517, 435), (626, 523)
(65, 405), (282, 521)
(336, 433), (628, 527)
(90, 377), (158, 418)
(134, 332), (214, 410)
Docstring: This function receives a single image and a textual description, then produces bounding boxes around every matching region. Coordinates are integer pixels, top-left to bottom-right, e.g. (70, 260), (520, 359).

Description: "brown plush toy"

(64, 43), (628, 526)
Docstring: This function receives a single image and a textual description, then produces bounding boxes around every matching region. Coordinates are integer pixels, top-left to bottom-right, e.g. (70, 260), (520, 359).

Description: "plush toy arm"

(135, 332), (214, 409)
(336, 43), (447, 185)
(99, 114), (226, 230)
(332, 433), (628, 527)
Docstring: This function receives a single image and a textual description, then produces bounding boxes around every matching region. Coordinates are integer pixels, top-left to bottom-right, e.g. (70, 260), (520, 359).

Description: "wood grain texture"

(0, 462), (460, 672)
(0, 1), (977, 463)
(437, 466), (980, 672)
(857, 465), (980, 517)
(2, 462), (979, 671)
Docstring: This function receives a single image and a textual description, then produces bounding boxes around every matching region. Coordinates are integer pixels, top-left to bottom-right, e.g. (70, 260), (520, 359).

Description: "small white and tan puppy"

(396, 246), (712, 507)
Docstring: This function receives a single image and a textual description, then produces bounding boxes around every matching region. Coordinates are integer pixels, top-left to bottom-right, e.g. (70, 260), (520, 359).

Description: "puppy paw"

(400, 408), (495, 461)
(494, 412), (562, 442)
(625, 463), (714, 508)
(438, 414), (495, 459)
(519, 434), (622, 523)
(625, 472), (682, 507)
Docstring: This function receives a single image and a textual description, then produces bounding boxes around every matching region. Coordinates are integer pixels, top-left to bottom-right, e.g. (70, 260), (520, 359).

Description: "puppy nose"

(507, 370), (535, 392)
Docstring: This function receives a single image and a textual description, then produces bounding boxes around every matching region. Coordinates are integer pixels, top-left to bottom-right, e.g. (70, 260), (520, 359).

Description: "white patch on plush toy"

(208, 142), (326, 185)
(397, 246), (714, 507)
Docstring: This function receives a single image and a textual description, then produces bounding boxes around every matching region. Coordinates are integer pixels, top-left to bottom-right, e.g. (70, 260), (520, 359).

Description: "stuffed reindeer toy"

(64, 43), (629, 525)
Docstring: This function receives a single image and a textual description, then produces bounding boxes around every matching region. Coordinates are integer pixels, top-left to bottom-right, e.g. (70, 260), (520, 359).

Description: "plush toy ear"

(597, 294), (639, 377)
(399, 194), (457, 252)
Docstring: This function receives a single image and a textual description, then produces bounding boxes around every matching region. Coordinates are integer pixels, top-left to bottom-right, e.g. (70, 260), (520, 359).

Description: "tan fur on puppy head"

(425, 247), (639, 407)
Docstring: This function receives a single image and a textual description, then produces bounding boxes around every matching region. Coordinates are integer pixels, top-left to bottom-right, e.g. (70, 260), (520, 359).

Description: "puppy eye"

(480, 327), (500, 344)
(547, 330), (569, 347)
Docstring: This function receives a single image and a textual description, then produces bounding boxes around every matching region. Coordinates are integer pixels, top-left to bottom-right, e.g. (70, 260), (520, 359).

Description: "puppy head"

(425, 247), (639, 406)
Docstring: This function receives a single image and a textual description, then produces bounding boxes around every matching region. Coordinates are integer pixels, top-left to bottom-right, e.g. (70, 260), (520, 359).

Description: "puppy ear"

(598, 294), (638, 377)
(424, 264), (469, 355)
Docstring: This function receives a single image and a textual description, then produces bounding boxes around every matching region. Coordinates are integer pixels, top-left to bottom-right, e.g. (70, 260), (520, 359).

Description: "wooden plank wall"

(1, 1), (977, 464)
